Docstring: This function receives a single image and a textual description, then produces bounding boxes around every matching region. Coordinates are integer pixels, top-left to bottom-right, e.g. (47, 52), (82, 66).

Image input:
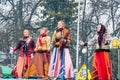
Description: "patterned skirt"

(48, 47), (74, 79)
(91, 51), (112, 80)
(24, 52), (49, 78)
(11, 56), (32, 78)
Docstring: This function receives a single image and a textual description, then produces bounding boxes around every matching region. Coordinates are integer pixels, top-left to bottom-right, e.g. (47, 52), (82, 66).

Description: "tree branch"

(27, 0), (41, 25)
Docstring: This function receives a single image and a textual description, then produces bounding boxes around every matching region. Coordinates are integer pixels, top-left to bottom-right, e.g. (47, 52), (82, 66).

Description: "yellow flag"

(78, 64), (91, 80)
(111, 37), (119, 48)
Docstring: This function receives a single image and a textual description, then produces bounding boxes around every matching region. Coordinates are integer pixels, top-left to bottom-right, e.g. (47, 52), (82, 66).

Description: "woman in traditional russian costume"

(49, 21), (74, 79)
(10, 29), (35, 78)
(80, 24), (113, 80)
(24, 27), (50, 79)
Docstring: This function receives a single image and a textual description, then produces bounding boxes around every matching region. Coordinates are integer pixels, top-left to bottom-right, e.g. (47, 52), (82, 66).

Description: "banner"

(78, 64), (91, 80)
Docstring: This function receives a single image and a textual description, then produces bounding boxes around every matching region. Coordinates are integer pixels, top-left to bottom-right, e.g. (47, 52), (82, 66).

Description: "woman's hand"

(79, 40), (85, 46)
(103, 40), (108, 45)
(9, 47), (14, 54)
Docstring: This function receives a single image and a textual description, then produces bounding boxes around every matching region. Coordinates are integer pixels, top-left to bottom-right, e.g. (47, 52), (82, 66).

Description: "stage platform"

(0, 78), (44, 80)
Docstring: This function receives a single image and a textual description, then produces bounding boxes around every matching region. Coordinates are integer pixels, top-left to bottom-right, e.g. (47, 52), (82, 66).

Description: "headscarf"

(56, 21), (65, 32)
(97, 24), (106, 48)
(39, 27), (48, 46)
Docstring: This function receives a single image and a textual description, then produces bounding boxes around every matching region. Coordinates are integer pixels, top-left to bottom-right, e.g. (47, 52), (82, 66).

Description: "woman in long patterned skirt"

(24, 27), (50, 79)
(80, 24), (113, 80)
(49, 21), (74, 79)
(10, 29), (35, 78)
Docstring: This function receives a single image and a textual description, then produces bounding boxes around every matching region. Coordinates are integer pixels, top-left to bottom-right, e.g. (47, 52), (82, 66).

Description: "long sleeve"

(13, 40), (21, 51)
(87, 35), (97, 46)
(34, 38), (39, 51)
(31, 40), (36, 49)
(28, 38), (36, 49)
(103, 33), (111, 45)
(52, 30), (62, 46)
(52, 31), (57, 43)
(45, 36), (51, 51)
(65, 31), (71, 46)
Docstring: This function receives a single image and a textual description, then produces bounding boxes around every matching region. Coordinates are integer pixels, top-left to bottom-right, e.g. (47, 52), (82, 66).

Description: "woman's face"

(40, 28), (46, 35)
(23, 30), (29, 37)
(97, 25), (101, 32)
(57, 21), (63, 29)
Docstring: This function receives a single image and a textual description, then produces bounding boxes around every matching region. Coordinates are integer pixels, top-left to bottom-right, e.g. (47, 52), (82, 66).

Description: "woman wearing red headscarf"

(80, 24), (113, 80)
(24, 27), (50, 79)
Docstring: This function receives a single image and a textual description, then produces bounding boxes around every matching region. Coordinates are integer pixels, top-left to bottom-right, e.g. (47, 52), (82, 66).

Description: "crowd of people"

(8, 21), (113, 80)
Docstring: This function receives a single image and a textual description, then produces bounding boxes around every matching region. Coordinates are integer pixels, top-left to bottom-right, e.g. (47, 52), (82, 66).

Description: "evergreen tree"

(40, 0), (78, 30)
